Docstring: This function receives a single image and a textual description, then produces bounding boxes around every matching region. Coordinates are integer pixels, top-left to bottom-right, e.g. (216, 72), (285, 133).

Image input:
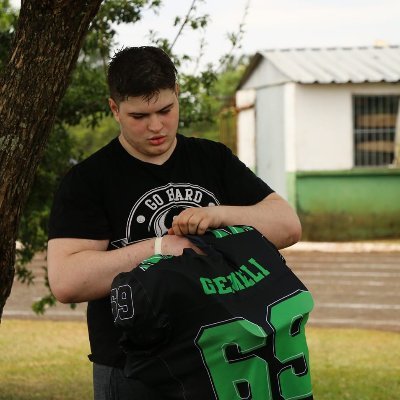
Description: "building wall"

(293, 82), (400, 170)
(283, 83), (297, 205)
(237, 58), (291, 198)
(255, 84), (287, 197)
(236, 89), (256, 171)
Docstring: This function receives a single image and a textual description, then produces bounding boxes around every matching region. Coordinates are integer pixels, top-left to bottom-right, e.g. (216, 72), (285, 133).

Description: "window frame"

(352, 94), (400, 168)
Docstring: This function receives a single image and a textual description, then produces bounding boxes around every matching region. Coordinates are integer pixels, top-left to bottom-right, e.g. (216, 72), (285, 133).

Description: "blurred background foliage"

(0, 0), (249, 312)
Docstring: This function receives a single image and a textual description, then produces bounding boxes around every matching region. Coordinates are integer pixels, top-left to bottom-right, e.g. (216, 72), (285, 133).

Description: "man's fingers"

(186, 213), (201, 234)
(169, 207), (216, 235)
(171, 223), (184, 236)
(196, 219), (209, 235)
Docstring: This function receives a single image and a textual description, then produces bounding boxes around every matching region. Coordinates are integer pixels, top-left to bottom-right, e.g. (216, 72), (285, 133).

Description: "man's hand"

(167, 206), (223, 235)
(161, 234), (204, 255)
(166, 193), (302, 249)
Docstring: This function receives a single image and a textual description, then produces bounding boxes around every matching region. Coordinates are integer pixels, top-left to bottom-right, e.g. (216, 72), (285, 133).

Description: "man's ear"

(108, 98), (120, 121)
(174, 83), (180, 96)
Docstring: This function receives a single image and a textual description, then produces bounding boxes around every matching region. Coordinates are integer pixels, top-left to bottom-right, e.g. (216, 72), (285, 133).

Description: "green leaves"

(57, 63), (109, 127)
(16, 125), (74, 285)
(0, 0), (16, 31)
(0, 0), (17, 69)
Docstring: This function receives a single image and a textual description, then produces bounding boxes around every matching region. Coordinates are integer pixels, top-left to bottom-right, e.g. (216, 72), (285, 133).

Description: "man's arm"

(168, 192), (302, 249)
(47, 235), (199, 304)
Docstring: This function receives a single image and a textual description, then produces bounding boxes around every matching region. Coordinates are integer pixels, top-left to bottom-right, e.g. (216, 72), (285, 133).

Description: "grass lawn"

(0, 319), (92, 400)
(0, 319), (399, 399)
(308, 327), (400, 399)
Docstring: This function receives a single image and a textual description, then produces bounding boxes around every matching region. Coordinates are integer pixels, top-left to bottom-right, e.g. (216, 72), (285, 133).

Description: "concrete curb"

(284, 241), (400, 253)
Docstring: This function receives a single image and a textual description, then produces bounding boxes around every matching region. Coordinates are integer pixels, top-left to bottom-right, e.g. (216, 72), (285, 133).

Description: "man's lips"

(149, 136), (166, 146)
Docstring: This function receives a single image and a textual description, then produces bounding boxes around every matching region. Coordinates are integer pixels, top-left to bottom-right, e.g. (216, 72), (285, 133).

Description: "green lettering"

(195, 292), (313, 399)
(139, 255), (173, 271)
(211, 228), (230, 238)
(269, 291), (314, 398)
(240, 265), (265, 283)
(248, 258), (270, 277)
(235, 270), (255, 288)
(227, 226), (245, 234)
(200, 277), (217, 295)
(199, 256), (270, 296)
(196, 319), (272, 399)
(227, 272), (245, 292)
(213, 276), (233, 295)
(210, 226), (254, 238)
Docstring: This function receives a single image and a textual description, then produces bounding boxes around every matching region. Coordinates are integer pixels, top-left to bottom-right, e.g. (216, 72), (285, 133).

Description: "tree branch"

(169, 0), (198, 51)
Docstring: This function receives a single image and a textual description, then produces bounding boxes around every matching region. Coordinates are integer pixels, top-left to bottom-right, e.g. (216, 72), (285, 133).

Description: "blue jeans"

(93, 364), (159, 400)
(93, 364), (112, 400)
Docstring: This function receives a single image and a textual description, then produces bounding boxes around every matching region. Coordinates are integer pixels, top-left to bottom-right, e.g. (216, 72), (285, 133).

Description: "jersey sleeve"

(220, 144), (274, 205)
(111, 270), (172, 355)
(48, 165), (111, 240)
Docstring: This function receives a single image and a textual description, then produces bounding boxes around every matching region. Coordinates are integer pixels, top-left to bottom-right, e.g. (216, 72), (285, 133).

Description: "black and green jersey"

(111, 226), (314, 399)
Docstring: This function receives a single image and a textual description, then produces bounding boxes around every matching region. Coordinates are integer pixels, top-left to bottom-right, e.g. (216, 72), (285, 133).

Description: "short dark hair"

(107, 46), (177, 104)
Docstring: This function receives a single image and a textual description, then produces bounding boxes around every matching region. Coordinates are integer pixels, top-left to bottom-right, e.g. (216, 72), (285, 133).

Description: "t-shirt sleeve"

(48, 166), (111, 240)
(219, 144), (274, 205)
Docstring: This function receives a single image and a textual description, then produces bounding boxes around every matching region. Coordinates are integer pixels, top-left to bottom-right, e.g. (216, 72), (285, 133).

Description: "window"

(353, 95), (400, 167)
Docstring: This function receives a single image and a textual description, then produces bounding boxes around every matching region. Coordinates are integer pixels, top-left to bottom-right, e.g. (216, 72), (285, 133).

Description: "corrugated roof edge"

(237, 45), (400, 88)
(260, 44), (400, 52)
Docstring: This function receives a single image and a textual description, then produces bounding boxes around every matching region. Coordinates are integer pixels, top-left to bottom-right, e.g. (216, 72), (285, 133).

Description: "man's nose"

(148, 114), (163, 132)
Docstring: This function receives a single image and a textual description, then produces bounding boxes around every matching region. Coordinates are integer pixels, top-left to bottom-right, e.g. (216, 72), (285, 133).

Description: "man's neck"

(118, 134), (178, 165)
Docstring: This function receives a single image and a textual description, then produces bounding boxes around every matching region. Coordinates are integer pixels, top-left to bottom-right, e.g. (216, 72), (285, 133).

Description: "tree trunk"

(0, 0), (103, 321)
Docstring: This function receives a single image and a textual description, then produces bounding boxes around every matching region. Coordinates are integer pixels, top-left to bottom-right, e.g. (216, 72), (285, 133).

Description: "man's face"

(109, 88), (180, 164)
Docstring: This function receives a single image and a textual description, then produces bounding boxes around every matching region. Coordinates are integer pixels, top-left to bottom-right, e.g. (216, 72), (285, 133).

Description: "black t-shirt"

(49, 134), (273, 367)
(112, 226), (314, 399)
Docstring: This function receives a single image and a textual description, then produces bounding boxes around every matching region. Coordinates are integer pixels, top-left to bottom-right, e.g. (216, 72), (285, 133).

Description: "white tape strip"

(154, 237), (163, 255)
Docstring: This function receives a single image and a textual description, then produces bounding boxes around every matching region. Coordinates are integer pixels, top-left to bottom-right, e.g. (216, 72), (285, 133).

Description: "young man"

(47, 46), (301, 399)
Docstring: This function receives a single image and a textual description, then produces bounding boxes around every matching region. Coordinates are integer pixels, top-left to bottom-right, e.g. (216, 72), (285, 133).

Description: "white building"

(236, 46), (400, 240)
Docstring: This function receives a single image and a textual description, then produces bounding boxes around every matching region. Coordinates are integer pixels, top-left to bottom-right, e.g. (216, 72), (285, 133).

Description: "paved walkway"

(282, 241), (400, 332)
(286, 239), (400, 253)
(3, 253), (87, 321)
(3, 241), (400, 332)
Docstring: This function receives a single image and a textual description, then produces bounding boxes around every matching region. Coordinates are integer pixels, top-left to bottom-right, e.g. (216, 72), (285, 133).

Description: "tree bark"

(0, 0), (103, 321)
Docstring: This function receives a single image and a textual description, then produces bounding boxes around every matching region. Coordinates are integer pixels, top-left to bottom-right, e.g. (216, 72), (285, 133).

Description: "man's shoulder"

(178, 134), (230, 154)
(74, 137), (118, 170)
(63, 137), (118, 183)
(83, 137), (118, 163)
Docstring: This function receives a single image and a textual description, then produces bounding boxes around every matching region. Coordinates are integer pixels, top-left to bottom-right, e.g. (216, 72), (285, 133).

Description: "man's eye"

(131, 115), (145, 120)
(159, 109), (171, 115)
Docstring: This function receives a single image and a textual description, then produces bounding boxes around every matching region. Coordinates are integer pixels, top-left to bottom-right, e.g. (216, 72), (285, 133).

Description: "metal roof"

(239, 45), (400, 86)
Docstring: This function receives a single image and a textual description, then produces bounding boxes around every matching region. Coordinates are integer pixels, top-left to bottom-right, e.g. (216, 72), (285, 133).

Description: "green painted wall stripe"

(296, 168), (400, 177)
(288, 169), (400, 240)
(296, 170), (400, 214)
